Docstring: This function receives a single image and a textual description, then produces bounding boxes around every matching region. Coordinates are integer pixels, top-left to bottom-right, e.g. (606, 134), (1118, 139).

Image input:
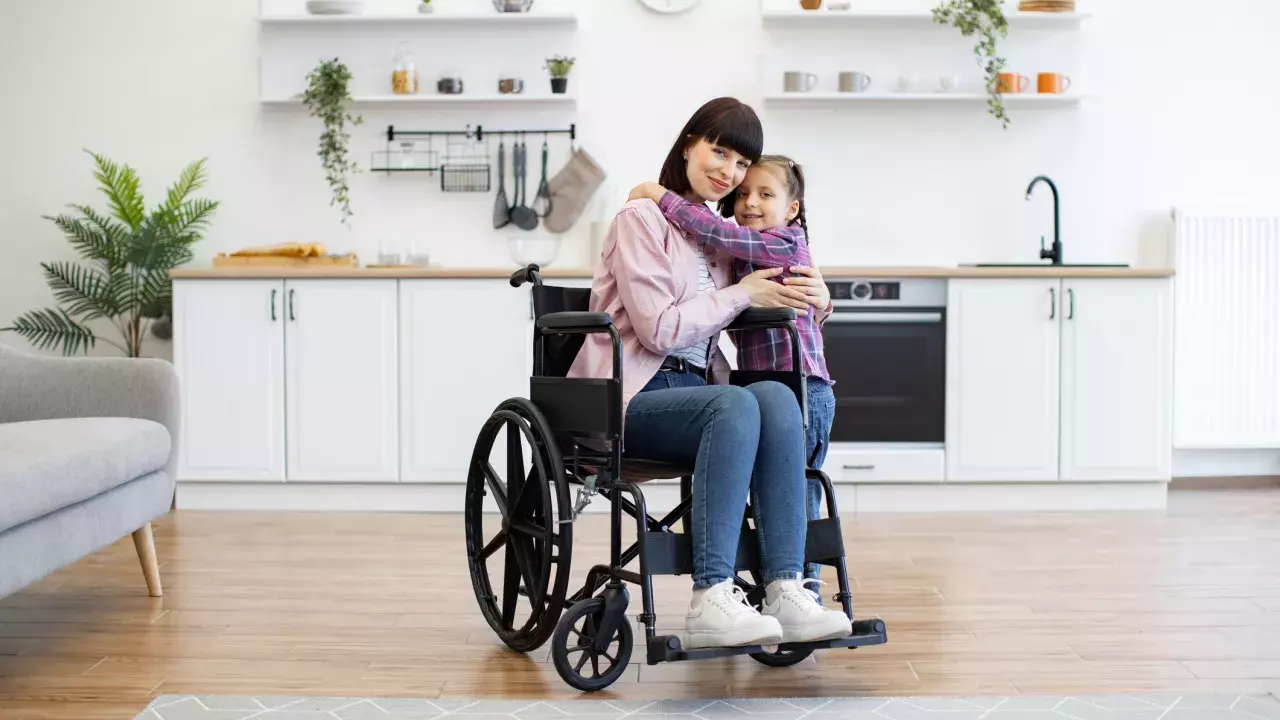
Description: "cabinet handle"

(288, 289), (295, 321)
(843, 464), (875, 471)
(1049, 287), (1056, 319)
(270, 289), (277, 321)
(1068, 288), (1075, 319)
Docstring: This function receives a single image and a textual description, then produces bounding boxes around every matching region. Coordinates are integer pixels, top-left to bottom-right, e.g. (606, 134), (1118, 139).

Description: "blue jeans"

(624, 369), (807, 589)
(803, 380), (836, 586)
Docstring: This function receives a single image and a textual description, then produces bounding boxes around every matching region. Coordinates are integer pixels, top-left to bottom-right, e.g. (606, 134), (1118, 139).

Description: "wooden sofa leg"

(132, 523), (163, 597)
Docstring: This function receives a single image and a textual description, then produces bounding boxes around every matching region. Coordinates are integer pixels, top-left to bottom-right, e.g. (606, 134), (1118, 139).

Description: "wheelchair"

(464, 263), (888, 692)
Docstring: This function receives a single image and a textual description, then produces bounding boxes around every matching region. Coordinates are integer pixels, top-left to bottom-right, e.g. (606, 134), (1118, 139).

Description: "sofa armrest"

(0, 343), (181, 479)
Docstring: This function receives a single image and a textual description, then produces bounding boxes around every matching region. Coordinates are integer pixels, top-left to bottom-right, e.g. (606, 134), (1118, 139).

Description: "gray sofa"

(0, 342), (179, 599)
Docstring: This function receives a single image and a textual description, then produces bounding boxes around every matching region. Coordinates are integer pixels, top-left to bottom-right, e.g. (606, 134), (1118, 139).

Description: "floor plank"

(1, 487), (1279, 719)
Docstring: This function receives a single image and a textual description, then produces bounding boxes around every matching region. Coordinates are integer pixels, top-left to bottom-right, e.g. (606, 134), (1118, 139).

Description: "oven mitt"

(543, 147), (606, 234)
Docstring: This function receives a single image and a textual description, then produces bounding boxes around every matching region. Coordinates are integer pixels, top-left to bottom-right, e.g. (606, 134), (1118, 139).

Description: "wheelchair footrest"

(645, 617), (887, 665)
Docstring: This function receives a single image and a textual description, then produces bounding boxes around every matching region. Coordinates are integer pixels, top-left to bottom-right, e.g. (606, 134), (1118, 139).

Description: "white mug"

(784, 71), (819, 92)
(839, 72), (872, 93)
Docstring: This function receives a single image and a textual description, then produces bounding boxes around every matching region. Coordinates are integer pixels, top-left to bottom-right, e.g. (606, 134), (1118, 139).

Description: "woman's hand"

(738, 267), (811, 313)
(783, 265), (831, 312)
(628, 182), (667, 203)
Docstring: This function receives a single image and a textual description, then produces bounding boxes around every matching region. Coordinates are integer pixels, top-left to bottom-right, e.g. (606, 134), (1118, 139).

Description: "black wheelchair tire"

(465, 397), (573, 654)
(551, 597), (633, 692)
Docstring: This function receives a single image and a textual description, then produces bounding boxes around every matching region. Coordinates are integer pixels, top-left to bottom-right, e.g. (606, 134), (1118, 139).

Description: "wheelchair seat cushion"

(620, 459), (693, 483)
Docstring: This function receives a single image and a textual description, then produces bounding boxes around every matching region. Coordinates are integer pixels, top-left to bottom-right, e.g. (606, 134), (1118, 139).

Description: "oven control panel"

(832, 280), (900, 301)
(828, 278), (948, 306)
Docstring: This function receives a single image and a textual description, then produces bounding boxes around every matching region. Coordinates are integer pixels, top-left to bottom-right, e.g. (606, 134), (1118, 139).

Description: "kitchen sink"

(960, 263), (1131, 268)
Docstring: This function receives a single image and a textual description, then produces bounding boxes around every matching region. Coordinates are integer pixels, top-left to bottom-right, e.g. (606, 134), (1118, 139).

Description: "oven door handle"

(826, 312), (943, 324)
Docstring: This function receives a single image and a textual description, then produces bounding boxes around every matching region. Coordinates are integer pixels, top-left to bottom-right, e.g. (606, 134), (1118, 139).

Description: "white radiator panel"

(1172, 210), (1280, 449)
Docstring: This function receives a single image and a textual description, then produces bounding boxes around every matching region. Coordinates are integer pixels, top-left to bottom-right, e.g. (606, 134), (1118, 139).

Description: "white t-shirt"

(667, 245), (715, 369)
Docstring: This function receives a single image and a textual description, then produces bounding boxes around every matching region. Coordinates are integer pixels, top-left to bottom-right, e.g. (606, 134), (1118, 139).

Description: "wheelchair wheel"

(465, 397), (573, 654)
(551, 597), (633, 692)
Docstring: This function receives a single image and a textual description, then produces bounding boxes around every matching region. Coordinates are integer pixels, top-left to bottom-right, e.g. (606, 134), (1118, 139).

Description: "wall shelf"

(763, 92), (1084, 105)
(261, 93), (577, 106)
(761, 9), (1091, 28)
(257, 11), (578, 26)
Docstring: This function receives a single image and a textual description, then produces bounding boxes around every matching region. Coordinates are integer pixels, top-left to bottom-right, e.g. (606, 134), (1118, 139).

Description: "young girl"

(628, 154), (836, 600)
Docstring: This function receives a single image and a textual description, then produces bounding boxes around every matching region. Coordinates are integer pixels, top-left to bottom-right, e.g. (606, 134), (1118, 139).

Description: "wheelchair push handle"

(510, 264), (543, 288)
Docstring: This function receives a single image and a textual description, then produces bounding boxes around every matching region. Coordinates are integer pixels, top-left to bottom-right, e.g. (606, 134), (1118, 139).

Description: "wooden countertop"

(170, 265), (1174, 279)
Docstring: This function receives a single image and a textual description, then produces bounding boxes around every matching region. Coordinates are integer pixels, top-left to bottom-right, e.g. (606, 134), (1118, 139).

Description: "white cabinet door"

(400, 279), (533, 483)
(946, 279), (1062, 482)
(1059, 278), (1172, 481)
(284, 279), (399, 482)
(172, 279), (285, 482)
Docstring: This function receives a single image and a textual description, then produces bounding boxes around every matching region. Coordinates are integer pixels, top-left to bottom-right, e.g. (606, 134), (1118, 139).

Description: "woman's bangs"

(703, 106), (763, 163)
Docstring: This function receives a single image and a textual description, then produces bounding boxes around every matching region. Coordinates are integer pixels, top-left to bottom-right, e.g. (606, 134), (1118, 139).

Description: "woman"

(567, 97), (850, 650)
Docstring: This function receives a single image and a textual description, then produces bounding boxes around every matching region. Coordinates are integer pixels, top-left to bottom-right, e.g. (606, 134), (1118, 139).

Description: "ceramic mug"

(1037, 72), (1072, 94)
(839, 71), (872, 93)
(784, 71), (819, 92)
(996, 72), (1032, 93)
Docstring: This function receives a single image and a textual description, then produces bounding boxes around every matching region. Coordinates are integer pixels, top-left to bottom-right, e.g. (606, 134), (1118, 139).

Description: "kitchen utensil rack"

(375, 123), (577, 179)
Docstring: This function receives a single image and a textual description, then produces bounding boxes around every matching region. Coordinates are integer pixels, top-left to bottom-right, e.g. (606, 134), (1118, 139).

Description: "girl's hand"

(627, 182), (667, 203)
(738, 267), (811, 313)
(784, 265), (831, 311)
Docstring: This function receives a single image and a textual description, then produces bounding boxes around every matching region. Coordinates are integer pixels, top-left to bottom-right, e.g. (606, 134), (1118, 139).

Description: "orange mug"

(1037, 72), (1073, 94)
(996, 72), (1031, 94)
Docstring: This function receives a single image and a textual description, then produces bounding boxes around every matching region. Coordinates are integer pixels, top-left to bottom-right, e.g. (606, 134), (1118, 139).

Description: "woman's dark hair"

(717, 154), (809, 236)
(657, 97), (764, 198)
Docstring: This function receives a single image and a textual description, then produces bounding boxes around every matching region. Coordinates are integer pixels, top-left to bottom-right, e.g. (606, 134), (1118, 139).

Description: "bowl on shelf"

(508, 234), (561, 267)
(305, 0), (366, 14)
(493, 0), (533, 12)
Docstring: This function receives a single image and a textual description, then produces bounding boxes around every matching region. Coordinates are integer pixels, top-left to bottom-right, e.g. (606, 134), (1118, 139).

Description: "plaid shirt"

(657, 191), (833, 385)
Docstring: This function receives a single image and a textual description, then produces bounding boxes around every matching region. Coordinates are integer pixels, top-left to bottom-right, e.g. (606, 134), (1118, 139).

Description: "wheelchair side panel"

(531, 377), (621, 439)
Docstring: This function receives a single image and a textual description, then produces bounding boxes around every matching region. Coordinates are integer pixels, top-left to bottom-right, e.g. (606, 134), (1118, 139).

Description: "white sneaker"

(685, 578), (784, 649)
(760, 578), (852, 644)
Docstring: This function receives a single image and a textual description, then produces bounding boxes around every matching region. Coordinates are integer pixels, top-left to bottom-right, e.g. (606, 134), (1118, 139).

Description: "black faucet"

(1026, 175), (1061, 265)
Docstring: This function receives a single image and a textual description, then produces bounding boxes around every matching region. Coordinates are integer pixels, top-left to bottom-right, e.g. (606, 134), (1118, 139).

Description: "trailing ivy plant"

(932, 0), (1010, 128)
(300, 58), (363, 223)
(2, 151), (218, 356)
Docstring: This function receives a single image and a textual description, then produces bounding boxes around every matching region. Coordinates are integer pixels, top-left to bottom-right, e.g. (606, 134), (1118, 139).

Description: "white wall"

(2, 0), (1279, 343)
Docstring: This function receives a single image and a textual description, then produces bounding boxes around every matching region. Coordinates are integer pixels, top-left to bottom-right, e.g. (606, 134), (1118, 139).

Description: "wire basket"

(441, 164), (491, 192)
(492, 0), (533, 12)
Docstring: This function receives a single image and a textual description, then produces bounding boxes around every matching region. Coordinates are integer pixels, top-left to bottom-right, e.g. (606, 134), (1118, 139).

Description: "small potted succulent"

(544, 56), (574, 94)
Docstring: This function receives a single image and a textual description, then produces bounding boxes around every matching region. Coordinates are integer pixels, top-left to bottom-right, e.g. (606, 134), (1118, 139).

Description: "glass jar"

(392, 46), (418, 95)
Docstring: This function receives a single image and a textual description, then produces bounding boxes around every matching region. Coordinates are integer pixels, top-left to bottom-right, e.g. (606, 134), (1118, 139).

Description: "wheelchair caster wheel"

(750, 646), (814, 668)
(551, 597), (633, 692)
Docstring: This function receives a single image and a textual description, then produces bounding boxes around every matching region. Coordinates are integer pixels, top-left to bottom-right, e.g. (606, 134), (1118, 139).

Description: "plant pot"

(418, 2), (433, 12)
(799, 0), (822, 9)
(550, 77), (568, 94)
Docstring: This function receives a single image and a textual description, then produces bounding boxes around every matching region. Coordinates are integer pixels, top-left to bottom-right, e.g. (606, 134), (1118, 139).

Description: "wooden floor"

(3, 487), (1280, 719)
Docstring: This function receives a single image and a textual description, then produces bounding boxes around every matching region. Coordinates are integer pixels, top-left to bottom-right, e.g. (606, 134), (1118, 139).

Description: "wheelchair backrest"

(532, 284), (592, 378)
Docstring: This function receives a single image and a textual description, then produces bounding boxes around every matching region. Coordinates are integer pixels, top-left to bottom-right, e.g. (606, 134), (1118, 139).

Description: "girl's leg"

(803, 380), (837, 596)
(623, 379), (783, 648)
(746, 380), (851, 643)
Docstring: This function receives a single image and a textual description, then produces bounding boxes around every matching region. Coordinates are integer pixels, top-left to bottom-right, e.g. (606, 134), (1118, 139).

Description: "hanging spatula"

(492, 139), (510, 229)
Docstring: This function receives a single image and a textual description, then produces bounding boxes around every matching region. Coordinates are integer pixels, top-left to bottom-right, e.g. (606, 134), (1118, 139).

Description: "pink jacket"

(567, 200), (752, 412)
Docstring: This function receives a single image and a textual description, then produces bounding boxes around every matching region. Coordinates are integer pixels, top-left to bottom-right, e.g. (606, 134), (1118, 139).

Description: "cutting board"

(212, 253), (359, 268)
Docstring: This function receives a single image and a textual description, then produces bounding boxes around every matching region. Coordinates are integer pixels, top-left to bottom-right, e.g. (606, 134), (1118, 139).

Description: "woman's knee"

(746, 381), (802, 427)
(708, 385), (759, 423)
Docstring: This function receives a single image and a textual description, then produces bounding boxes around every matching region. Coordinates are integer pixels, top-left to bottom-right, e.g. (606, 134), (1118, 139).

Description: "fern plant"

(2, 151), (219, 357)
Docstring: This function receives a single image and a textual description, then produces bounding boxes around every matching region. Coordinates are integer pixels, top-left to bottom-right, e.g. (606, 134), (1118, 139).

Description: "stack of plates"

(305, 0), (366, 14)
(1017, 0), (1076, 11)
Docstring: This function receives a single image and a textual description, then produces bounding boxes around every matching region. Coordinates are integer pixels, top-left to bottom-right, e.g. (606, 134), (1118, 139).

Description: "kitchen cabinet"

(945, 277), (1172, 483)
(399, 279), (533, 483)
(945, 279), (1062, 482)
(173, 279), (286, 482)
(1059, 278), (1172, 481)
(283, 279), (399, 482)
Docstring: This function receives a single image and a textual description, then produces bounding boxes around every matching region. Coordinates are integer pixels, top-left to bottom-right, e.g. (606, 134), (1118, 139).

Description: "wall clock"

(637, 0), (702, 13)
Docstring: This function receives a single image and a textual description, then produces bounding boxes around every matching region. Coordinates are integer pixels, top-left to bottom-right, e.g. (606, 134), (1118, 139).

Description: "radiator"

(1172, 209), (1280, 449)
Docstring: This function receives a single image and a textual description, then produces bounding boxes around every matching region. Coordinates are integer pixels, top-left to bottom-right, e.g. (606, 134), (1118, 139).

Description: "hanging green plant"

(300, 58), (363, 223)
(932, 0), (1010, 128)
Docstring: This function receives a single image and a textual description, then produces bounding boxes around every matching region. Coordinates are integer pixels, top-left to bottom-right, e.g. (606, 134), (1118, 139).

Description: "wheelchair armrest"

(726, 307), (797, 331)
(538, 311), (613, 332)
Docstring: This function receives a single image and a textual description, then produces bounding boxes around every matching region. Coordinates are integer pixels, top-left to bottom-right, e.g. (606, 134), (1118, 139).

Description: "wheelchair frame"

(464, 264), (887, 692)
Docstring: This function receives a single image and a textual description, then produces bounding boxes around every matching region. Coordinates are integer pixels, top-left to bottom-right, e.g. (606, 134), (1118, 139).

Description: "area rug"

(135, 694), (1280, 720)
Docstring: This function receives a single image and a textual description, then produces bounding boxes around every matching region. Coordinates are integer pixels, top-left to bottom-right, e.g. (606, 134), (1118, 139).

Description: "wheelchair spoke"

(483, 463), (508, 517)
(508, 518), (546, 538)
(480, 530), (507, 562)
(574, 649), (591, 673)
(509, 532), (546, 612)
(506, 420), (528, 513)
(500, 542), (521, 630)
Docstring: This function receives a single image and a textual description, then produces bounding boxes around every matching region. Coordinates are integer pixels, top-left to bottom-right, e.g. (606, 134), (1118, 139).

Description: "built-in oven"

(821, 278), (947, 446)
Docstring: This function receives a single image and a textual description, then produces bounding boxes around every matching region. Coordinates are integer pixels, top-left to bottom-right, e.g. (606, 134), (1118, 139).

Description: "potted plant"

(544, 56), (575, 94)
(2, 151), (218, 357)
(300, 58), (363, 224)
(932, 0), (1010, 128)
(418, 0), (433, 13)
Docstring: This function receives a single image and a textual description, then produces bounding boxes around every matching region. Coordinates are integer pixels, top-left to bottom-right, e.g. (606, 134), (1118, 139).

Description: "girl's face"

(734, 165), (798, 230)
(683, 137), (752, 202)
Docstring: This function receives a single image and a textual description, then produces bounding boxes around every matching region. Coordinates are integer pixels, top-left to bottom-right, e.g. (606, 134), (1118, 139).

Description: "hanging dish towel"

(543, 147), (606, 234)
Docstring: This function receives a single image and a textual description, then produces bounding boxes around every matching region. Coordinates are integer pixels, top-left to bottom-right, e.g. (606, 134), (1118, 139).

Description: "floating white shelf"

(761, 9), (1091, 28)
(257, 11), (578, 25)
(763, 92), (1084, 105)
(262, 93), (577, 105)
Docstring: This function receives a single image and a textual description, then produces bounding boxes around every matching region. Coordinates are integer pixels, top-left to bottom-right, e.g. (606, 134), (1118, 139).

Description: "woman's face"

(683, 137), (752, 202)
